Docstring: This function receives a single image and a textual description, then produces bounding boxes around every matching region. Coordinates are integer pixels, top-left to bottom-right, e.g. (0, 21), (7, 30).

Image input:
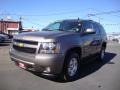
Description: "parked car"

(9, 19), (107, 81)
(0, 35), (5, 42)
(0, 34), (9, 42)
(0, 32), (13, 39)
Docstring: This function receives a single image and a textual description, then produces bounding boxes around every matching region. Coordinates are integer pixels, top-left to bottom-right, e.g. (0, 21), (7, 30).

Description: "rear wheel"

(98, 47), (105, 62)
(63, 52), (80, 81)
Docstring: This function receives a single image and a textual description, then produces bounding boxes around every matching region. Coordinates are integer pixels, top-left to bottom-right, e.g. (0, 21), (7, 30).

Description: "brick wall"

(0, 20), (22, 34)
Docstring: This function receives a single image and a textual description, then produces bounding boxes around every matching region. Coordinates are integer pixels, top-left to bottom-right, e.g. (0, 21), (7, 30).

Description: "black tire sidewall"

(63, 52), (80, 81)
(98, 47), (105, 62)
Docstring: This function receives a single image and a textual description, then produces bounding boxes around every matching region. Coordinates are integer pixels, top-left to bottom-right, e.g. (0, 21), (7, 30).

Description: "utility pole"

(87, 13), (101, 23)
(19, 16), (23, 33)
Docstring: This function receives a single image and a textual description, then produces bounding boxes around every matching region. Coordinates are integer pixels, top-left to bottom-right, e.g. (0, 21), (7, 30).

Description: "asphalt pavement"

(0, 41), (120, 90)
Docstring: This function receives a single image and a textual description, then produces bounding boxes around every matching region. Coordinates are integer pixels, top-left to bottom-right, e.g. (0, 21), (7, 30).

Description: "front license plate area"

(18, 62), (26, 69)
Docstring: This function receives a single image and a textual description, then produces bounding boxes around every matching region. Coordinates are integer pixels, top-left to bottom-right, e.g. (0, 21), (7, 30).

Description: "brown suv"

(9, 19), (107, 80)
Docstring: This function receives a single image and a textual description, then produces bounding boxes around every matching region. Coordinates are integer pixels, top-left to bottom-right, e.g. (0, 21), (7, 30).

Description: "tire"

(98, 47), (105, 62)
(63, 52), (80, 81)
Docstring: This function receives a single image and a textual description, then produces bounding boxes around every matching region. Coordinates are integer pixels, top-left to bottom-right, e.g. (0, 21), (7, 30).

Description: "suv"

(9, 19), (107, 80)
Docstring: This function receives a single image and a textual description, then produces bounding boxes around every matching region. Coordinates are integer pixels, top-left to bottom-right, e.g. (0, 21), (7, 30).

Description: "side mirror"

(83, 28), (95, 34)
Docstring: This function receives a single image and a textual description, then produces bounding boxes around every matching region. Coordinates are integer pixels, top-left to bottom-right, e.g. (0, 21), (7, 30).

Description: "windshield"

(42, 21), (81, 32)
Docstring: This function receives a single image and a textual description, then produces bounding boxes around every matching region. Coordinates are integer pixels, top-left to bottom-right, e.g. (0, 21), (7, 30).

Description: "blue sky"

(0, 0), (120, 33)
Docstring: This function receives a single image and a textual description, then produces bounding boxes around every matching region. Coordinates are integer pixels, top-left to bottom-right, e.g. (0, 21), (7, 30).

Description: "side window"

(81, 21), (93, 32)
(98, 25), (106, 35)
(92, 23), (100, 34)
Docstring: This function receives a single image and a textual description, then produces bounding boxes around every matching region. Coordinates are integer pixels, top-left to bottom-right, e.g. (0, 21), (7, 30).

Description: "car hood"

(14, 31), (76, 42)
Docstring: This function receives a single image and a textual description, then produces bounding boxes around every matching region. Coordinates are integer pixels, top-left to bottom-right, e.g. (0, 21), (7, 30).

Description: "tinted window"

(81, 21), (93, 32)
(98, 24), (106, 35)
(92, 23), (100, 34)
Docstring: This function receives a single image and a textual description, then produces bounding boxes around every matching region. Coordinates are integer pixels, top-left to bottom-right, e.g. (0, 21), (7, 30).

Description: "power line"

(88, 9), (120, 17)
(21, 17), (41, 26)
(0, 10), (84, 17)
(86, 9), (120, 24)
(1, 9), (120, 17)
(1, 9), (120, 29)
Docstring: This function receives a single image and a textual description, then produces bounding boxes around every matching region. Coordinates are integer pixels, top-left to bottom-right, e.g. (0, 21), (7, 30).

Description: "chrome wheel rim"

(68, 58), (78, 77)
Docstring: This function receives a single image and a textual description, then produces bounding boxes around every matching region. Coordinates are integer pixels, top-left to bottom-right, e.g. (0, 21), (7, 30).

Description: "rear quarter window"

(98, 24), (106, 35)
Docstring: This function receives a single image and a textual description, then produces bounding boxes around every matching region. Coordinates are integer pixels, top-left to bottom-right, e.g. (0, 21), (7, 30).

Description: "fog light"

(43, 67), (51, 73)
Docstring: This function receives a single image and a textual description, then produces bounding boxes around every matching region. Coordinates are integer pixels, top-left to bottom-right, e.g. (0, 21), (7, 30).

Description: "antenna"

(77, 17), (80, 21)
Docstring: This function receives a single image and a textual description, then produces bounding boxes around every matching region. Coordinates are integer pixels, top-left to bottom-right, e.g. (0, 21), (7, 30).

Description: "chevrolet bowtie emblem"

(18, 43), (24, 47)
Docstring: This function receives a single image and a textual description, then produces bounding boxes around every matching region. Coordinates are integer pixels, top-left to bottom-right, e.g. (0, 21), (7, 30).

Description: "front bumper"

(9, 49), (65, 75)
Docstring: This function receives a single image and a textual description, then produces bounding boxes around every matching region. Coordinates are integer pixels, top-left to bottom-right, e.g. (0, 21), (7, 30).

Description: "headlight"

(38, 42), (60, 54)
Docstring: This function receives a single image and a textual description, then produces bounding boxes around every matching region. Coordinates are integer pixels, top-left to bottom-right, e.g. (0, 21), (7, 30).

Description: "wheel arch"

(64, 47), (82, 62)
(102, 42), (107, 49)
(62, 47), (82, 80)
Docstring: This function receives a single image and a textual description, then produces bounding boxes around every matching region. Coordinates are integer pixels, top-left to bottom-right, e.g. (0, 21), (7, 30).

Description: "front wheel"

(63, 52), (80, 81)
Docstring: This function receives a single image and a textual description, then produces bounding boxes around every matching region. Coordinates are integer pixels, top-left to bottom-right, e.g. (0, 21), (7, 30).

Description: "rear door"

(91, 23), (102, 54)
(81, 21), (95, 58)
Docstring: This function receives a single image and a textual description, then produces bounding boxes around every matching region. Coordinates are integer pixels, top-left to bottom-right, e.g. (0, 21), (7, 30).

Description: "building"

(0, 19), (22, 35)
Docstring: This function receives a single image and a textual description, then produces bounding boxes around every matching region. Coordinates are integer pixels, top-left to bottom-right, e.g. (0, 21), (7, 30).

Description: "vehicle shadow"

(74, 52), (116, 81)
(30, 52), (116, 83)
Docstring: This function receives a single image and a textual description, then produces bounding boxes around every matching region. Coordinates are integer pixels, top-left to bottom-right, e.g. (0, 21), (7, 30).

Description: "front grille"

(13, 39), (38, 45)
(12, 39), (38, 54)
(13, 45), (36, 54)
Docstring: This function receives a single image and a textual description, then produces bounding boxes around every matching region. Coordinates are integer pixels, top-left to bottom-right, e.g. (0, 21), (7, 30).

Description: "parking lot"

(0, 41), (120, 90)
